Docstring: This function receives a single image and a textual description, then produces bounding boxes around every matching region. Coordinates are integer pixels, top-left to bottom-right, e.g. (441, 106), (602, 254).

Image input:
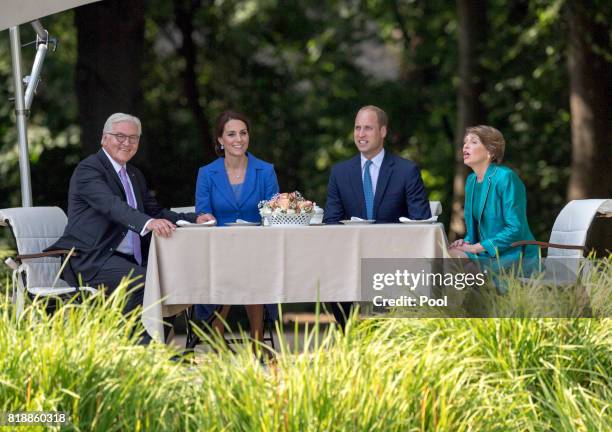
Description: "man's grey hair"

(102, 113), (142, 137)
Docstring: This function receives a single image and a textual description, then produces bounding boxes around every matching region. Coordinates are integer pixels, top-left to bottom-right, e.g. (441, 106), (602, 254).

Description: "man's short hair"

(357, 105), (388, 128)
(102, 113), (142, 137)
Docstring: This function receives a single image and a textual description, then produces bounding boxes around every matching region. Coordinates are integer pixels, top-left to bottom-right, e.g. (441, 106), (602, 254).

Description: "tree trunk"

(74, 0), (145, 156)
(174, 0), (216, 163)
(449, 0), (488, 240)
(566, 1), (612, 199)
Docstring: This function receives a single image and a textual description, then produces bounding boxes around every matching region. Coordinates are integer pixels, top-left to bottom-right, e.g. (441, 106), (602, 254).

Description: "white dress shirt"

(102, 149), (151, 255)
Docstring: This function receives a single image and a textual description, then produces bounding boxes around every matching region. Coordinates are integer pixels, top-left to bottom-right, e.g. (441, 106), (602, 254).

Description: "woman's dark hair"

(214, 110), (251, 157)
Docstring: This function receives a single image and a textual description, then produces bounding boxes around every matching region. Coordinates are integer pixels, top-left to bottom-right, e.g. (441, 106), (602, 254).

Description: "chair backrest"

(171, 206), (195, 213)
(541, 199), (610, 280)
(429, 201), (442, 217)
(0, 206), (69, 288)
(548, 199), (611, 258)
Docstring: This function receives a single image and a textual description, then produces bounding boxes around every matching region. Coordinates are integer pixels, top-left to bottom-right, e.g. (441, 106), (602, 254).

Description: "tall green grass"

(0, 249), (14, 296)
(0, 260), (610, 431)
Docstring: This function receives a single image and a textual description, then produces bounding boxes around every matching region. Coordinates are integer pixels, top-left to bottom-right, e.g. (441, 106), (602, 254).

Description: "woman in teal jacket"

(449, 125), (538, 273)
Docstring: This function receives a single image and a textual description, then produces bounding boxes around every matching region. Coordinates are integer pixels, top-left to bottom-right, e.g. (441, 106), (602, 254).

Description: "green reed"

(0, 258), (610, 431)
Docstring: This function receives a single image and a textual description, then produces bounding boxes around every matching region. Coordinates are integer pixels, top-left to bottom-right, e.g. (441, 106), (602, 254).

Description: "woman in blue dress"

(195, 110), (279, 342)
(449, 125), (538, 283)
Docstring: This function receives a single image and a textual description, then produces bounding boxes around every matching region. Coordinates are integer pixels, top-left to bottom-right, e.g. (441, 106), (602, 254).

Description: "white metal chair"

(430, 201), (442, 217)
(0, 206), (96, 317)
(512, 199), (611, 281)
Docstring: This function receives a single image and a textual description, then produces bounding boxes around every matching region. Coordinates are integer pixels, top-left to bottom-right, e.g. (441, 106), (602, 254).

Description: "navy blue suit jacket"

(47, 149), (196, 281)
(323, 151), (431, 223)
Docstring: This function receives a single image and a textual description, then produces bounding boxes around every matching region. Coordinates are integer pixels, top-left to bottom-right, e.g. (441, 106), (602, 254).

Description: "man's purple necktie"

(118, 167), (142, 265)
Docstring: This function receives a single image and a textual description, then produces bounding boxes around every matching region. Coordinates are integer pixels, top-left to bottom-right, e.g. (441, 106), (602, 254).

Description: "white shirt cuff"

(141, 219), (154, 236)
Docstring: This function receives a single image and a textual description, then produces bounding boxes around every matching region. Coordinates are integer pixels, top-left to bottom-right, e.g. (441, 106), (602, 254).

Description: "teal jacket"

(464, 164), (539, 270)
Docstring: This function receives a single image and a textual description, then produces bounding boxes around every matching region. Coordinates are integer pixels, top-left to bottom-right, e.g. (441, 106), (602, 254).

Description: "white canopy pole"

(9, 26), (33, 207)
(3, 1), (103, 207)
(24, 21), (49, 110)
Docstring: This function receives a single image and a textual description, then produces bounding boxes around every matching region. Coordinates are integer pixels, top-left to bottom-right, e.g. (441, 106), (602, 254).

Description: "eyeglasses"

(107, 133), (140, 144)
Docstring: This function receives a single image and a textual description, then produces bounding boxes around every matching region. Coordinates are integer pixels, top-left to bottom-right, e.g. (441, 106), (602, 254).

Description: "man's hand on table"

(148, 219), (176, 238)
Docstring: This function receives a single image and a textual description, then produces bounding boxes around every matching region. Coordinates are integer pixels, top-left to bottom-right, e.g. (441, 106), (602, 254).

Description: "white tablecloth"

(142, 223), (448, 340)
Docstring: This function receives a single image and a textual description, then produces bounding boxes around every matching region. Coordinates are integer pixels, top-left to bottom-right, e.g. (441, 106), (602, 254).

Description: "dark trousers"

(86, 253), (146, 315)
(67, 253), (174, 343)
(330, 301), (354, 331)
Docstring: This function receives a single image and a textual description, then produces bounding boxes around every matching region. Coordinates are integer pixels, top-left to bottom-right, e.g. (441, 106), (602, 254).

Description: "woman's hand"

(449, 238), (469, 249)
(457, 243), (485, 254)
(196, 213), (216, 224)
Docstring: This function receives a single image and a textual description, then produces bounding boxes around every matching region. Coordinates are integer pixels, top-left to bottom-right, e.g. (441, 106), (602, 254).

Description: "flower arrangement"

(259, 192), (314, 215)
(259, 192), (315, 225)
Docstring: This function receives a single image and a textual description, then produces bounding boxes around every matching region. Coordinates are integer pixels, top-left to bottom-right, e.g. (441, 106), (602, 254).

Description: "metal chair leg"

(264, 321), (275, 349)
(184, 306), (200, 350)
(184, 305), (277, 352)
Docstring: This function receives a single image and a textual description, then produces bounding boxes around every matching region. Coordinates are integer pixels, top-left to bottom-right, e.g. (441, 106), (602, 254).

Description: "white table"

(143, 223), (448, 340)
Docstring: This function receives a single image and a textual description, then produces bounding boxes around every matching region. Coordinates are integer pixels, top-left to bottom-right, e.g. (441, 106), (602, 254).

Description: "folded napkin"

(176, 219), (216, 226)
(399, 216), (438, 223)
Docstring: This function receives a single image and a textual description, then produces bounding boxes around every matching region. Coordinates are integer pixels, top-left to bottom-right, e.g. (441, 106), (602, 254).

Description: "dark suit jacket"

(46, 149), (197, 281)
(323, 151), (431, 224)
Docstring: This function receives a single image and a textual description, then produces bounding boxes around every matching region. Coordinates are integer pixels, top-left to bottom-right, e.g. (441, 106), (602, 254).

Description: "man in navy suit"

(48, 113), (208, 318)
(323, 105), (431, 328)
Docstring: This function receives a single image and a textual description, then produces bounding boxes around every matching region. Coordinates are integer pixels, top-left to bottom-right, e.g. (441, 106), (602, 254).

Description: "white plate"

(340, 219), (375, 225)
(176, 219), (216, 227)
(399, 217), (438, 224)
(226, 221), (261, 226)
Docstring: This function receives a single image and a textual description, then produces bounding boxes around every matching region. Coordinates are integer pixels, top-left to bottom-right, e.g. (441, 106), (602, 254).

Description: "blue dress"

(194, 153), (280, 321)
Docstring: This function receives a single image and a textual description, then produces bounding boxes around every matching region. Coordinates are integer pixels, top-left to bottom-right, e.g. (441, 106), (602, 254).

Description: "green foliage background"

(0, 0), (592, 240)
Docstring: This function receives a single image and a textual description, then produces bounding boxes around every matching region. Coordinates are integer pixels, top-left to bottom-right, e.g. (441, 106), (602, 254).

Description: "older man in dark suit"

(323, 105), (431, 328)
(48, 113), (208, 317)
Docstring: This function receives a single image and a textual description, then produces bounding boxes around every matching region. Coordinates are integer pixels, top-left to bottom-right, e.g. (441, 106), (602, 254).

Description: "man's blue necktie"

(363, 160), (374, 220)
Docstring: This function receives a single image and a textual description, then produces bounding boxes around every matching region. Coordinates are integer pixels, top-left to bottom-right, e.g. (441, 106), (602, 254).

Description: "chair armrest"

(511, 240), (587, 251)
(16, 249), (79, 260)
